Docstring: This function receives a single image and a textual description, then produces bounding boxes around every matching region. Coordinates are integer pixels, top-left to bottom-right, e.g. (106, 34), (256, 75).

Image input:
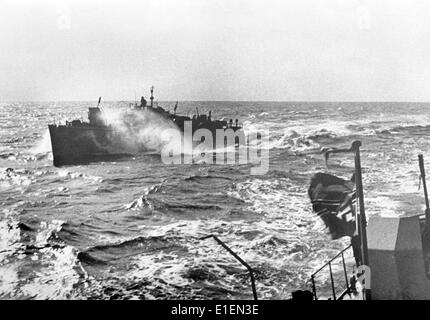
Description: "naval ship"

(48, 87), (243, 166)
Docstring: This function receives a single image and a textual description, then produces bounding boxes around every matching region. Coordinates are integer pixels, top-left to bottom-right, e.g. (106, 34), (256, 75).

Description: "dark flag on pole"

(308, 172), (356, 240)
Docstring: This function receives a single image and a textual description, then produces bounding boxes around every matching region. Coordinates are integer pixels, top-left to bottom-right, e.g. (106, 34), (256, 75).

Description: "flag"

(308, 172), (356, 239)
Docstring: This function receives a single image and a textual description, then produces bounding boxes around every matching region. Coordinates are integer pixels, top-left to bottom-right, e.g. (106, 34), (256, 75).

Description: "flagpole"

(351, 140), (371, 300)
(418, 154), (430, 262)
(418, 154), (430, 222)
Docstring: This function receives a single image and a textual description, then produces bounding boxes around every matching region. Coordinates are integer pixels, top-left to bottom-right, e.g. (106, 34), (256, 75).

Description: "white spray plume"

(100, 107), (184, 155)
(31, 130), (52, 155)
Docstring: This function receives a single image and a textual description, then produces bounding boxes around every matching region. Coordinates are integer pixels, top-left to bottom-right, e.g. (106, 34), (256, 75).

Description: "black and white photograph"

(1, 0), (430, 310)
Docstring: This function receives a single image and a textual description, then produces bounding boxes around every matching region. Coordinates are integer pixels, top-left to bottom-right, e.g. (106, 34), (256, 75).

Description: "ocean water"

(1, 101), (430, 299)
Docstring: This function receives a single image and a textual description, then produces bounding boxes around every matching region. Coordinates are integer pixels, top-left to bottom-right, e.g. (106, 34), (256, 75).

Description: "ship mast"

(150, 86), (154, 108)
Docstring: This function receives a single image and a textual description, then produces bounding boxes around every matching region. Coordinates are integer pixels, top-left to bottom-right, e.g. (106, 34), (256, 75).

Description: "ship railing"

(309, 244), (355, 300)
(200, 234), (258, 300)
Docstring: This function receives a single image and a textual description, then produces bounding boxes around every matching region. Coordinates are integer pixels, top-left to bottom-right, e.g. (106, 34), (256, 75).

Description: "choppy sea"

(1, 101), (430, 299)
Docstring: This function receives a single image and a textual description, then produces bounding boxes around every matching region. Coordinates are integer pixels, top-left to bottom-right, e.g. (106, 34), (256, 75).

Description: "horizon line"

(2, 99), (430, 104)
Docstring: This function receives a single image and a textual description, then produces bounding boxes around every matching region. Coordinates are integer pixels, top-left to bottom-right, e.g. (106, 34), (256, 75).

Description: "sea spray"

(100, 107), (184, 155)
(30, 130), (52, 155)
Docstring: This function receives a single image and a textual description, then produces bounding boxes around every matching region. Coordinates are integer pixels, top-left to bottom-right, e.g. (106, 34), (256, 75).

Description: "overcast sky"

(1, 0), (430, 101)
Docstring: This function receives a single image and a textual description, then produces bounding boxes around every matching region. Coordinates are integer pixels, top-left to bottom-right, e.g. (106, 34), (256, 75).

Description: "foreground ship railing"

(301, 152), (430, 300)
(306, 140), (370, 300)
(309, 244), (353, 300)
(200, 234), (258, 300)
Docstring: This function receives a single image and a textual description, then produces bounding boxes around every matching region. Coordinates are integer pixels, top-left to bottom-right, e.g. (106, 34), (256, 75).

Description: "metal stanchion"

(322, 140), (371, 300)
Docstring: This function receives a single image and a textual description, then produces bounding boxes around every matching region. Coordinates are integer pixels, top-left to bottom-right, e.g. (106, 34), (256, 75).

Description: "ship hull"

(48, 125), (133, 166)
(48, 118), (245, 166)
